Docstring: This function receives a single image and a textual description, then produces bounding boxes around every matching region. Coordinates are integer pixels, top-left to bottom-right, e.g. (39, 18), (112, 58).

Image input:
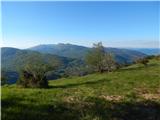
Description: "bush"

(136, 58), (149, 66)
(1, 75), (7, 85)
(1, 71), (8, 85)
(145, 55), (155, 59)
(17, 53), (60, 88)
(17, 70), (48, 88)
(155, 55), (160, 60)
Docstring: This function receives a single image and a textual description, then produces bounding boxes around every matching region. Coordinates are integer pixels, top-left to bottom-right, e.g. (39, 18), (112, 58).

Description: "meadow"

(2, 58), (160, 120)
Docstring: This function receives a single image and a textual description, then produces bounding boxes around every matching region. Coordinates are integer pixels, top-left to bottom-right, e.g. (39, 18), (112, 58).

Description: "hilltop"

(2, 57), (160, 120)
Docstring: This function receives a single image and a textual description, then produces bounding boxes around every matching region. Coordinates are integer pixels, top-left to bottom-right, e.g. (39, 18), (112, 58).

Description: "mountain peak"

(58, 43), (71, 45)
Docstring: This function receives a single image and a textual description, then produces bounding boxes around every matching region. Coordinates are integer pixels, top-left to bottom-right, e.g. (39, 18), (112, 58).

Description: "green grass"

(2, 58), (160, 120)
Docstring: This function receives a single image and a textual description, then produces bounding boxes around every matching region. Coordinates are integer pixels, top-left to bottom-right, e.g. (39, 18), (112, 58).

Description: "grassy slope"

(2, 59), (160, 120)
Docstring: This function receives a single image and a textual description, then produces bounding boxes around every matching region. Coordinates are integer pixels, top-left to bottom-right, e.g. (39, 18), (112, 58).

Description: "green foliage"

(102, 53), (116, 72)
(86, 42), (105, 64)
(155, 55), (160, 60)
(85, 42), (116, 73)
(136, 58), (149, 66)
(145, 55), (156, 59)
(17, 70), (48, 88)
(1, 75), (7, 85)
(17, 54), (61, 88)
(1, 70), (9, 85)
(1, 47), (72, 72)
(2, 58), (160, 120)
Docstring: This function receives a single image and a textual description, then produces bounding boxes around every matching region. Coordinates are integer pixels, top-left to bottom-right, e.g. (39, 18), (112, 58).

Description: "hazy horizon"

(2, 1), (159, 49)
(2, 42), (160, 50)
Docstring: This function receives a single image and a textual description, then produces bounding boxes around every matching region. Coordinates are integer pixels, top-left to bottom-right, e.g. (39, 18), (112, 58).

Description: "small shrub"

(17, 70), (48, 88)
(155, 55), (160, 60)
(17, 53), (60, 88)
(136, 58), (149, 66)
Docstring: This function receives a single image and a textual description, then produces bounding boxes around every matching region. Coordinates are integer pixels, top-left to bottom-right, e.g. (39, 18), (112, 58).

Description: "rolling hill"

(2, 58), (160, 120)
(1, 47), (73, 71)
(1, 47), (76, 83)
(28, 43), (146, 63)
(130, 48), (160, 55)
(29, 43), (89, 59)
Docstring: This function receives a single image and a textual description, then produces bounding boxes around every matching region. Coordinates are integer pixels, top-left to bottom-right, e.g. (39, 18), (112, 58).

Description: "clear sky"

(1, 1), (159, 48)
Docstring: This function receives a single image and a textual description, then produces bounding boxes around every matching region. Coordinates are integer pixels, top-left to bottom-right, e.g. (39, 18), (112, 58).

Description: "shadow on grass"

(49, 78), (110, 89)
(2, 95), (160, 120)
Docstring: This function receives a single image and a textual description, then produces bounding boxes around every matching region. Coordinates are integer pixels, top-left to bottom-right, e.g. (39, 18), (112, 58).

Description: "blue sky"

(2, 1), (159, 48)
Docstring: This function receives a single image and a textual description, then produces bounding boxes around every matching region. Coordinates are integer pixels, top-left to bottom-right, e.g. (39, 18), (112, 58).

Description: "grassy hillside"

(2, 58), (160, 120)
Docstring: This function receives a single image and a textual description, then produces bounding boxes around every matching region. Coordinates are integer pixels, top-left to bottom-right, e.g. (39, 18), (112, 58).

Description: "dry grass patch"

(99, 95), (124, 101)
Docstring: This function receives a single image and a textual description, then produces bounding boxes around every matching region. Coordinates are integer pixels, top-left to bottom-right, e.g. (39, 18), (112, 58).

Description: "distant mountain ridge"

(28, 43), (147, 63)
(129, 48), (160, 55)
(1, 47), (75, 83)
(1, 47), (73, 71)
(28, 43), (89, 59)
(1, 44), (147, 72)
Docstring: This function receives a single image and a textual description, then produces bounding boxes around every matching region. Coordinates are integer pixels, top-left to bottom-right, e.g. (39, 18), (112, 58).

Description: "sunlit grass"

(2, 58), (160, 120)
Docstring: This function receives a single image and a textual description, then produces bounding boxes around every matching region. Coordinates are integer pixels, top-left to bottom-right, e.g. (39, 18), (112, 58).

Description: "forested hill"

(28, 43), (146, 63)
(1, 47), (77, 83)
(1, 47), (73, 71)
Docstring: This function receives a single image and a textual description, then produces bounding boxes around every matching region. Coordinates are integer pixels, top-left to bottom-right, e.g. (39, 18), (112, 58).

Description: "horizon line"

(1, 43), (160, 49)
